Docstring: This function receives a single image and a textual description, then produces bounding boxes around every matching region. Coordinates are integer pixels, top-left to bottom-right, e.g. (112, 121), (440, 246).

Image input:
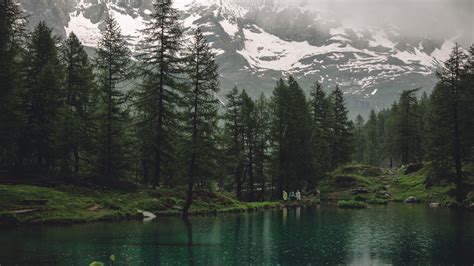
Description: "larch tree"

(432, 43), (468, 201)
(137, 0), (184, 187)
(309, 81), (331, 175)
(181, 28), (220, 217)
(329, 85), (353, 169)
(223, 86), (244, 200)
(19, 22), (63, 172)
(94, 16), (133, 179)
(0, 0), (25, 169)
(60, 32), (95, 174)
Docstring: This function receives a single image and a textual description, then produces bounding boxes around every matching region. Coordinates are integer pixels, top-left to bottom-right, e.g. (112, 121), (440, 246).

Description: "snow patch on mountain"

(65, 12), (101, 47)
(220, 19), (239, 38)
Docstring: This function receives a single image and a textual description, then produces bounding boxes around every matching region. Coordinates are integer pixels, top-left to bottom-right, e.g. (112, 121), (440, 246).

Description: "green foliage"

(136, 0), (184, 187)
(337, 200), (367, 209)
(329, 85), (353, 168)
(93, 16), (134, 179)
(367, 198), (388, 205)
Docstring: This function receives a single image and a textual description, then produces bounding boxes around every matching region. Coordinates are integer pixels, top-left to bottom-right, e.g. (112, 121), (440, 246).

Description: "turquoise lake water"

(0, 203), (473, 265)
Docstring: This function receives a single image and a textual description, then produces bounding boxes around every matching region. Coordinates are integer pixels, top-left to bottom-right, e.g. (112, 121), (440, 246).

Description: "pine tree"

(59, 32), (95, 174)
(396, 89), (422, 165)
(270, 79), (290, 198)
(309, 81), (331, 175)
(94, 16), (133, 179)
(432, 43), (468, 201)
(270, 77), (315, 196)
(137, 0), (183, 187)
(384, 102), (399, 168)
(240, 89), (256, 201)
(181, 28), (220, 216)
(329, 85), (353, 168)
(254, 93), (270, 200)
(286, 76), (315, 189)
(364, 110), (379, 165)
(223, 86), (244, 200)
(19, 22), (63, 172)
(352, 114), (365, 163)
(0, 0), (25, 169)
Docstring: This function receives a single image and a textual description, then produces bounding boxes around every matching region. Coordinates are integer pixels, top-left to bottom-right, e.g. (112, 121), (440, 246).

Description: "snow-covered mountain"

(19, 0), (458, 117)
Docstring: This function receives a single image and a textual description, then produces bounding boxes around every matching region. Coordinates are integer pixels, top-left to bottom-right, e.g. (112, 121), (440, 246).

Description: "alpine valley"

(19, 0), (458, 117)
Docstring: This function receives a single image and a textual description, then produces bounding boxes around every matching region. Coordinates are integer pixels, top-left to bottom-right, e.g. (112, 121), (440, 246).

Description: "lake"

(1, 204), (473, 265)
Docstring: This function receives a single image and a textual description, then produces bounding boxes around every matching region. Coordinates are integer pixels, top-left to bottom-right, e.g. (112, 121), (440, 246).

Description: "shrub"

(354, 195), (367, 202)
(367, 198), (388, 205)
(337, 200), (367, 209)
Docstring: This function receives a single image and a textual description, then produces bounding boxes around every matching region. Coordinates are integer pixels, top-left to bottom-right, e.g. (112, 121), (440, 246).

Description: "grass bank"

(0, 184), (282, 225)
(319, 163), (474, 208)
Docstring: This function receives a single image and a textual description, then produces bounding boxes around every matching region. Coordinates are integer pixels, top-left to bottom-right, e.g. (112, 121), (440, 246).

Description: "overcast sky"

(301, 0), (473, 45)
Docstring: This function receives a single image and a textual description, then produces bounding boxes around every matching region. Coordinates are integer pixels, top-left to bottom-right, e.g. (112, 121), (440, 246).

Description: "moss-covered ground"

(0, 184), (282, 225)
(319, 163), (474, 208)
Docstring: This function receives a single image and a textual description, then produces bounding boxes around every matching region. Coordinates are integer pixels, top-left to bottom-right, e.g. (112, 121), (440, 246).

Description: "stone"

(142, 211), (156, 221)
(404, 196), (418, 203)
(429, 202), (440, 208)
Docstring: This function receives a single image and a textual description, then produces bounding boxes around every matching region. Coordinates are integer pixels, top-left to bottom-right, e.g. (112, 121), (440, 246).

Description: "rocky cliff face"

(18, 0), (457, 117)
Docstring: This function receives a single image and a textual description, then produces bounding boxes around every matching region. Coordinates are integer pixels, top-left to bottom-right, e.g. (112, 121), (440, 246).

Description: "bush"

(0, 212), (19, 225)
(354, 195), (367, 202)
(337, 200), (367, 209)
(367, 198), (388, 205)
(404, 163), (424, 175)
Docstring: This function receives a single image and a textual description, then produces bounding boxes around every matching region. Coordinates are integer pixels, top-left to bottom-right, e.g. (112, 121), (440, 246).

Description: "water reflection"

(0, 204), (473, 265)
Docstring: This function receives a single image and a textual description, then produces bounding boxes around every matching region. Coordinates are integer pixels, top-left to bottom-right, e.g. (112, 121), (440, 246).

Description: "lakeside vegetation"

(1, 163), (472, 225)
(0, 183), (283, 225)
(0, 0), (473, 224)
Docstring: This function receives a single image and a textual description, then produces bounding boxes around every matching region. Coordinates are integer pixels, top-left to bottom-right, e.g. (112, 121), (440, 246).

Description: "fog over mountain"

(18, 0), (473, 117)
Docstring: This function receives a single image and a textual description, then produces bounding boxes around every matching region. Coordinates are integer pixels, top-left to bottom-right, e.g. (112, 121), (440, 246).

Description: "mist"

(258, 0), (474, 46)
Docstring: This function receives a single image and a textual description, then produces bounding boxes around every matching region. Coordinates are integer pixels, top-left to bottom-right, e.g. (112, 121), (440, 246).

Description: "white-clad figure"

(296, 190), (301, 201)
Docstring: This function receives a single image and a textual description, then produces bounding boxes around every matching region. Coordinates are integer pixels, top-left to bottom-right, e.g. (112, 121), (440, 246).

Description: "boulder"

(142, 211), (156, 221)
(429, 202), (440, 208)
(404, 196), (419, 203)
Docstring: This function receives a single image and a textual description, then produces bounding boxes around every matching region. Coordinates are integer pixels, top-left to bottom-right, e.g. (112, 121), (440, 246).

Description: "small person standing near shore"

(296, 190), (301, 201)
(283, 190), (288, 201)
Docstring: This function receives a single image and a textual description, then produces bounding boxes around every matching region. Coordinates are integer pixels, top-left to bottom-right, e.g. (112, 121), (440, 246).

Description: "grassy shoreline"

(319, 164), (474, 209)
(0, 184), (289, 226)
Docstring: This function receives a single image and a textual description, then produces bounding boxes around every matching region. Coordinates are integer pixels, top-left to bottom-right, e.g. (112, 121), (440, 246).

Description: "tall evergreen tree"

(329, 85), (353, 168)
(396, 89), (422, 165)
(309, 81), (331, 175)
(270, 79), (290, 198)
(254, 93), (270, 200)
(223, 86), (244, 200)
(94, 16), (133, 179)
(59, 32), (95, 174)
(0, 0), (25, 169)
(364, 110), (379, 165)
(352, 114), (365, 163)
(240, 90), (256, 201)
(19, 22), (63, 172)
(138, 0), (183, 187)
(432, 43), (468, 201)
(270, 77), (314, 196)
(181, 28), (220, 216)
